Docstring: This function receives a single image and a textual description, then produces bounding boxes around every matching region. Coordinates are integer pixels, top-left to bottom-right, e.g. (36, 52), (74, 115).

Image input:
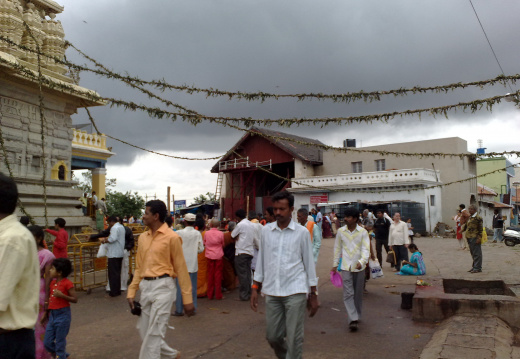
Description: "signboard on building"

(310, 193), (329, 204)
(174, 200), (186, 210)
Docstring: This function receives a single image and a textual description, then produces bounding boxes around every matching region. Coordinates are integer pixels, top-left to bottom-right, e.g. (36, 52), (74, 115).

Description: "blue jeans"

(44, 307), (71, 358)
(175, 272), (197, 314)
(493, 228), (503, 242)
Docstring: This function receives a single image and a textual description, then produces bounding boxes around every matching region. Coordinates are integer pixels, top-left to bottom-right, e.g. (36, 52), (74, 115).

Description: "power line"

(468, 0), (514, 93)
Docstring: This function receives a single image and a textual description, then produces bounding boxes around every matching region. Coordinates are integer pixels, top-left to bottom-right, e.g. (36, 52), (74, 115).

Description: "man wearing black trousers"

(99, 216), (125, 296)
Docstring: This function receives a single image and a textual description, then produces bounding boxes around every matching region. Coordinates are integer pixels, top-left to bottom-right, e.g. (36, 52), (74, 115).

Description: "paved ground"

(66, 235), (520, 358)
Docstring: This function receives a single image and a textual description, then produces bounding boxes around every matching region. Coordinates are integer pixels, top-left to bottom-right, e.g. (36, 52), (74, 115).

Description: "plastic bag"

(97, 243), (107, 258)
(369, 259), (384, 279)
(330, 271), (342, 288)
(481, 228), (488, 244)
(386, 250), (396, 265)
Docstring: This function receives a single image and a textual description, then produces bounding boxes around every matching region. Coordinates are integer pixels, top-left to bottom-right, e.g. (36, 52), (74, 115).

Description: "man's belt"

(0, 328), (13, 335)
(143, 274), (170, 281)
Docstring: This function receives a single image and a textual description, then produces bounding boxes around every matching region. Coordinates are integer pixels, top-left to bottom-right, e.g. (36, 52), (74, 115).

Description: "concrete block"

(439, 345), (494, 359)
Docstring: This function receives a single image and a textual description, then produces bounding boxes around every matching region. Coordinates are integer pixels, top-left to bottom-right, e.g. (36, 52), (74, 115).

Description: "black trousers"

(108, 257), (123, 296)
(375, 239), (390, 268)
(393, 245), (409, 271)
(0, 328), (35, 359)
(234, 254), (253, 301)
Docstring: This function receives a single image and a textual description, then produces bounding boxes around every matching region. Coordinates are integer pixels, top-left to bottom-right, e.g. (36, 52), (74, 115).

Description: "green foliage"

(72, 171), (117, 195)
(192, 192), (216, 205)
(106, 191), (145, 218)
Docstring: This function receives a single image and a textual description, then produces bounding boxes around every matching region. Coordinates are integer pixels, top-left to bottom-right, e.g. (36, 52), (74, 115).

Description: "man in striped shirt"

(332, 207), (370, 332)
(251, 191), (318, 358)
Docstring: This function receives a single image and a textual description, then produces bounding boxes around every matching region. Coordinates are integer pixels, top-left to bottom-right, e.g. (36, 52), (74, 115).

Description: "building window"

(375, 159), (386, 171)
(351, 161), (362, 173)
(430, 195), (435, 206)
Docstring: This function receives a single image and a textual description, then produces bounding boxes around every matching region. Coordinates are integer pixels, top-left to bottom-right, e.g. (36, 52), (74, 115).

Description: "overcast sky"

(57, 0), (520, 205)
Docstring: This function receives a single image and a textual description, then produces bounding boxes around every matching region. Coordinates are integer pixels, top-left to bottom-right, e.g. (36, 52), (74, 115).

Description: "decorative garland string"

(3, 53), (520, 161)
(1, 34), (520, 107)
(65, 40), (520, 105)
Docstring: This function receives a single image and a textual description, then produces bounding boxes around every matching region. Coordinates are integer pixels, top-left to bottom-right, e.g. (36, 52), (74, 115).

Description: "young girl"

(406, 218), (414, 244)
(43, 258), (78, 358)
(397, 244), (426, 275)
(29, 225), (55, 359)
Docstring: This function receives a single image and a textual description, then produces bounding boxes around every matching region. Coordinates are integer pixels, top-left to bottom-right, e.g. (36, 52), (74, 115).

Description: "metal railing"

(218, 157), (272, 171)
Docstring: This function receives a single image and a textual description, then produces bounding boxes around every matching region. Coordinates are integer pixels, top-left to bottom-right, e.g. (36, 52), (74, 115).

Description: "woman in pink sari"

(29, 225), (55, 359)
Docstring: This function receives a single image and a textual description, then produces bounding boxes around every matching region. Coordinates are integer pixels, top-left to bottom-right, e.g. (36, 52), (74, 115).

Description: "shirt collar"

(345, 224), (363, 233)
(0, 214), (17, 231)
(271, 219), (296, 231)
(471, 212), (477, 218)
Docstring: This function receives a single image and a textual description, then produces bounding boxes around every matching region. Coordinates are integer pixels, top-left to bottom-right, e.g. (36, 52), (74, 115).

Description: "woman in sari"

(29, 225), (55, 359)
(322, 213), (333, 238)
(397, 244), (426, 276)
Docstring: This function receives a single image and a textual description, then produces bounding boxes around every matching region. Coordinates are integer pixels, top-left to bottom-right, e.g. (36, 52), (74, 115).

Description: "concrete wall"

(308, 137), (475, 224)
(477, 158), (508, 202)
(292, 185), (442, 233)
(294, 158), (314, 178)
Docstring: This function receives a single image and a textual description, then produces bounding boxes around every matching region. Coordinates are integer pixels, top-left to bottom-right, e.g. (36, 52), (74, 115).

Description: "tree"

(106, 191), (145, 218)
(72, 171), (116, 195)
(191, 192), (216, 205)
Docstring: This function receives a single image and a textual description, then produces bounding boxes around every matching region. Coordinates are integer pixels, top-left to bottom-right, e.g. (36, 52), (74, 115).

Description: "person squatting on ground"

(0, 173), (40, 358)
(332, 208), (370, 332)
(389, 213), (410, 272)
(464, 204), (483, 273)
(204, 218), (225, 300)
(127, 200), (194, 359)
(174, 213), (204, 316)
(232, 209), (257, 301)
(396, 244), (426, 276)
(251, 190), (318, 359)
(296, 208), (322, 263)
(43, 258), (78, 358)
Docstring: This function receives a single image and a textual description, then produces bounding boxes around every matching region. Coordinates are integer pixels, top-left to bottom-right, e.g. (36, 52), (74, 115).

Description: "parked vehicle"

(503, 227), (520, 247)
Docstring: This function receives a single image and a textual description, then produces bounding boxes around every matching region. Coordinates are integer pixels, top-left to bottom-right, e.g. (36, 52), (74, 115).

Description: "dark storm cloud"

(59, 0), (520, 164)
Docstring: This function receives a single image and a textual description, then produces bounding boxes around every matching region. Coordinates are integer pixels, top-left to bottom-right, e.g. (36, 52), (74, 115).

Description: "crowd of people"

(7, 170), (493, 359)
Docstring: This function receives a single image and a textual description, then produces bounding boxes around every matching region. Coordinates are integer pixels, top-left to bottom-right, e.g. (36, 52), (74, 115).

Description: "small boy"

(45, 218), (69, 259)
(43, 258), (77, 358)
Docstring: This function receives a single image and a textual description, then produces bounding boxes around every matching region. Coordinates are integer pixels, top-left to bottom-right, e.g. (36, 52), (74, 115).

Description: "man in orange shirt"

(127, 200), (194, 359)
(296, 208), (321, 263)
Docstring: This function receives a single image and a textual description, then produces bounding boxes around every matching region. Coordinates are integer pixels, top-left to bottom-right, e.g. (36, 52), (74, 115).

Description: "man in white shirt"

(232, 209), (256, 301)
(389, 212), (410, 271)
(251, 191), (318, 358)
(316, 208), (323, 233)
(173, 213), (204, 315)
(0, 174), (39, 358)
(248, 211), (262, 274)
(296, 208), (322, 263)
(332, 207), (370, 331)
(99, 216), (126, 297)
